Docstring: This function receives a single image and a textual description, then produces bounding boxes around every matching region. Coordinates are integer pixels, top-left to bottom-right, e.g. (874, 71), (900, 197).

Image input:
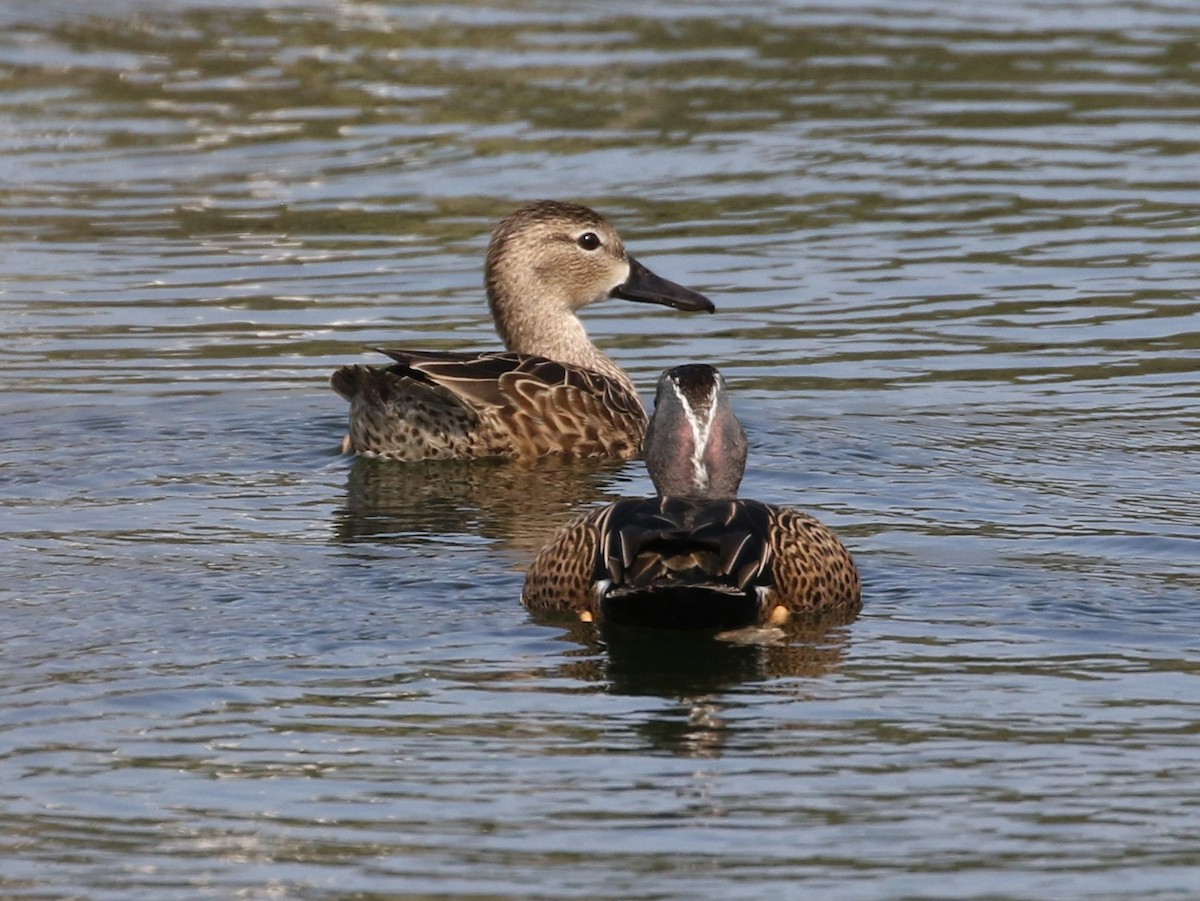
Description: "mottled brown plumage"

(331, 201), (714, 461)
(521, 364), (861, 628)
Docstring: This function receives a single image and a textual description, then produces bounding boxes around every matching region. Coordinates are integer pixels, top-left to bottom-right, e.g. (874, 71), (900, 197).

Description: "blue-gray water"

(3, 1), (1200, 898)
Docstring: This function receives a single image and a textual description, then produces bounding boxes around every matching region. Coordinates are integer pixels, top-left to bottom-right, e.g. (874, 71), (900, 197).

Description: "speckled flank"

(329, 201), (713, 462)
(521, 506), (609, 615)
(766, 507), (861, 615)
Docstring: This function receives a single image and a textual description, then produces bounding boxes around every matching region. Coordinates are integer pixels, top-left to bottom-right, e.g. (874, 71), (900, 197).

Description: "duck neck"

(496, 303), (635, 394)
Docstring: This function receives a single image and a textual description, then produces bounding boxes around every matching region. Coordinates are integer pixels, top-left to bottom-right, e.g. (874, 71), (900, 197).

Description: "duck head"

(644, 364), (748, 500)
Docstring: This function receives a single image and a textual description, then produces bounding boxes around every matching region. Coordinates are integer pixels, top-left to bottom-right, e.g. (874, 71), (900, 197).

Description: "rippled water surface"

(3, 1), (1200, 897)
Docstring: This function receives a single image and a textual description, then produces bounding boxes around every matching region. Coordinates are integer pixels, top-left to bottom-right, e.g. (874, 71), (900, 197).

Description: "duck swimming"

(521, 364), (861, 629)
(331, 201), (714, 461)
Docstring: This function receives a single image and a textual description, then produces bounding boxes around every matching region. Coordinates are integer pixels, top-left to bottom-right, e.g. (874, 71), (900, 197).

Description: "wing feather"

(355, 348), (645, 458)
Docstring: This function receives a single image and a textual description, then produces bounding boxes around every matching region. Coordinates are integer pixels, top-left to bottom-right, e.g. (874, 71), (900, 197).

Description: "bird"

(521, 364), (861, 630)
(330, 200), (715, 461)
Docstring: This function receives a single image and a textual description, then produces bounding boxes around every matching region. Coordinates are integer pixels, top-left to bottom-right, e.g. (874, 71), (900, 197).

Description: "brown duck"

(521, 364), (861, 629)
(331, 201), (714, 461)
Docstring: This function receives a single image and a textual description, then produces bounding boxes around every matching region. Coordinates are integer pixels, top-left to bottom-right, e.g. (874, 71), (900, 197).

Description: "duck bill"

(610, 257), (715, 313)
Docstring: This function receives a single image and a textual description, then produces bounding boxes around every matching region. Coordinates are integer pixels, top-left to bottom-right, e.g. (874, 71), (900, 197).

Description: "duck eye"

(576, 232), (601, 251)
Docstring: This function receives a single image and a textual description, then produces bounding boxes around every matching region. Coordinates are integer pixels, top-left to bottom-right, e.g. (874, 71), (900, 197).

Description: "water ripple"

(3, 1), (1200, 898)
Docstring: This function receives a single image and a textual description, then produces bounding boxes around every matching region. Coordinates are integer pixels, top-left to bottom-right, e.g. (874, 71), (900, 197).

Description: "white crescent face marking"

(667, 377), (718, 493)
(608, 260), (632, 297)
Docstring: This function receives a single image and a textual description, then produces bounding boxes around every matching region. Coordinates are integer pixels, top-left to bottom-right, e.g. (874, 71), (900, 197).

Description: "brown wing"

(369, 348), (532, 410)
(368, 348), (647, 459)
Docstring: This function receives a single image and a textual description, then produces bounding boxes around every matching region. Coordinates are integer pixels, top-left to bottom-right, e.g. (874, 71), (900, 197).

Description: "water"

(3, 1), (1200, 897)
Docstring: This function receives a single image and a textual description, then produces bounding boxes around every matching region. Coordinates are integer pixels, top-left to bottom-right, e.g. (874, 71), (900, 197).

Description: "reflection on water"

(543, 617), (854, 696)
(569, 623), (766, 695)
(4, 0), (1200, 898)
(334, 454), (629, 553)
(513, 617), (854, 759)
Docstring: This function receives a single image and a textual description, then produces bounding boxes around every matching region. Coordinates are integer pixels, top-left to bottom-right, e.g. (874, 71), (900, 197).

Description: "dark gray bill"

(610, 256), (715, 313)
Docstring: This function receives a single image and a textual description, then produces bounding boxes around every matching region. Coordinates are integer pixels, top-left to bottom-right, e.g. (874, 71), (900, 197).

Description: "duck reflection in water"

(332, 453), (627, 555)
(535, 617), (856, 758)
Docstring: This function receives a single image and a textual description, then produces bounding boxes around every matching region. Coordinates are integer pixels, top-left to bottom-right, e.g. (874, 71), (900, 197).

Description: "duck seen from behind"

(331, 201), (715, 461)
(521, 364), (861, 630)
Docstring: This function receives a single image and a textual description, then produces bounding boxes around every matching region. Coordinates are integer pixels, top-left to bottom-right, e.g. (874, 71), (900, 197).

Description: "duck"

(521, 364), (861, 629)
(331, 200), (715, 461)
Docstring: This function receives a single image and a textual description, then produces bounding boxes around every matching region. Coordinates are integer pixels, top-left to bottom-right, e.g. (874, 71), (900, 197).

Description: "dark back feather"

(594, 496), (775, 628)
